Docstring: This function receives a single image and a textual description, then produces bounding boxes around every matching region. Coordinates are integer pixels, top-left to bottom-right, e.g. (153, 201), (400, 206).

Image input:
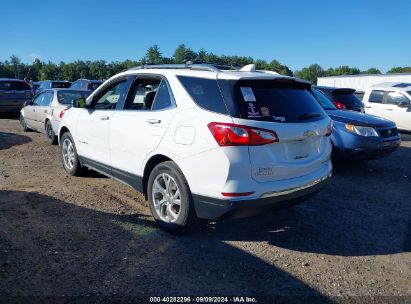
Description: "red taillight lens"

(207, 122), (279, 146)
(326, 121), (333, 136)
(332, 101), (346, 109)
(221, 191), (255, 197)
(59, 109), (66, 119)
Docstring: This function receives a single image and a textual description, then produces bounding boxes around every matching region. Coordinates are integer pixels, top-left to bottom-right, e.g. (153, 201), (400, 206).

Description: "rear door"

(383, 91), (411, 130)
(109, 75), (177, 177)
(364, 90), (385, 117)
(35, 91), (54, 131)
(24, 92), (47, 130)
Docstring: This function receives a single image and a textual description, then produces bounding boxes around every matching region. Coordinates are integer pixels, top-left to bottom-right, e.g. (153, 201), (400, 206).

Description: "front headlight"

(345, 124), (379, 137)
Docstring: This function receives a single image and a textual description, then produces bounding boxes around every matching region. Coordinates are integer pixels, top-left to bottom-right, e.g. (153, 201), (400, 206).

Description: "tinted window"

(89, 82), (102, 91)
(331, 92), (362, 106)
(52, 82), (71, 88)
(57, 90), (91, 105)
(312, 88), (337, 110)
(386, 92), (410, 105)
(369, 90), (384, 103)
(407, 91), (411, 96)
(0, 81), (30, 91)
(230, 80), (326, 123)
(178, 76), (228, 115)
(151, 80), (172, 110)
(94, 80), (127, 110)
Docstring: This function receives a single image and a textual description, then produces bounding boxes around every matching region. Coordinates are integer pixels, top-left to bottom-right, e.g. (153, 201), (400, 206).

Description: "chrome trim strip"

(260, 172), (332, 198)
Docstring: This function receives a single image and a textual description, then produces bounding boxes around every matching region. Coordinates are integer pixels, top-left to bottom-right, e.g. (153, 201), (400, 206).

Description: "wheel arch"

(58, 126), (70, 144)
(142, 154), (172, 198)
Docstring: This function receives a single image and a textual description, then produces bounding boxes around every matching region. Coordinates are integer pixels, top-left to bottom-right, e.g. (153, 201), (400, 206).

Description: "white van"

(363, 82), (411, 131)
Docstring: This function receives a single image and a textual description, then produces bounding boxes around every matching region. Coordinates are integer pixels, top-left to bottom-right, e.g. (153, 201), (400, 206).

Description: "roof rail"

(128, 63), (221, 73)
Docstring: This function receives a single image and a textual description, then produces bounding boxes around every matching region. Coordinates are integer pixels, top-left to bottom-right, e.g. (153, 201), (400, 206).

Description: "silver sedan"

(19, 89), (91, 144)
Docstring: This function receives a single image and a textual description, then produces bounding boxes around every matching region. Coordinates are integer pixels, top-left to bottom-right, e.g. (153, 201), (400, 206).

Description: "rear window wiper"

(298, 112), (321, 121)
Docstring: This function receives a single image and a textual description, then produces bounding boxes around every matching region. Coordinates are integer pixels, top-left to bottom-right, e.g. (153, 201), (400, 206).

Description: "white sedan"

(20, 89), (91, 144)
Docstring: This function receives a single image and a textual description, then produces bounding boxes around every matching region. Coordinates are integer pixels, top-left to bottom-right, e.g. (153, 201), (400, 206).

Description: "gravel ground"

(0, 117), (410, 302)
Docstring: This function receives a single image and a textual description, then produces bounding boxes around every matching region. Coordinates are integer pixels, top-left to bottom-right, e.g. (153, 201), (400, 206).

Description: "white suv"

(58, 64), (333, 231)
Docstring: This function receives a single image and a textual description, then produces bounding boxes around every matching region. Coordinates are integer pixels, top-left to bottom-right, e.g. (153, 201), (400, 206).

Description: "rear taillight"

(326, 121), (333, 136)
(59, 109), (66, 119)
(221, 191), (255, 197)
(207, 122), (279, 146)
(333, 101), (346, 109)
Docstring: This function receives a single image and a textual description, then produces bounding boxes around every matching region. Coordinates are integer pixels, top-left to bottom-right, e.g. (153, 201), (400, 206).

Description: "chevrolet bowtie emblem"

(304, 130), (315, 138)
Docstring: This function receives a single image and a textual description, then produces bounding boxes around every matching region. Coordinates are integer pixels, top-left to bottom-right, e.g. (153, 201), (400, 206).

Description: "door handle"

(33, 109), (35, 112)
(100, 116), (110, 120)
(365, 106), (371, 108)
(386, 109), (393, 111)
(146, 118), (161, 124)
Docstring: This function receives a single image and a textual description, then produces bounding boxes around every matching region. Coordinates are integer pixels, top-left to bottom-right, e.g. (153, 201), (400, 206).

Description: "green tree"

(294, 64), (324, 84)
(388, 66), (411, 73)
(145, 45), (163, 64)
(360, 68), (381, 74)
(326, 65), (360, 76)
(173, 44), (197, 64)
(10, 55), (21, 78)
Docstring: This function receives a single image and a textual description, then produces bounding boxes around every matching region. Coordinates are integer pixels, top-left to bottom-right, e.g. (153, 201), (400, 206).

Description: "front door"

(383, 91), (411, 130)
(75, 79), (129, 167)
(109, 76), (177, 178)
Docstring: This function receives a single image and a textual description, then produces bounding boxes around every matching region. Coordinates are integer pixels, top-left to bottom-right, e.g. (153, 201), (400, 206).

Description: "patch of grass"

(112, 220), (162, 239)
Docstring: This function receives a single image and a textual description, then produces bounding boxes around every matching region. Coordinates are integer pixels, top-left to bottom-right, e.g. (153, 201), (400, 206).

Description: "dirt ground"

(0, 117), (410, 301)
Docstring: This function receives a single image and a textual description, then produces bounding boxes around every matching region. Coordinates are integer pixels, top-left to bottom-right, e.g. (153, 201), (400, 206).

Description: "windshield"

(312, 88), (337, 110)
(57, 90), (91, 104)
(407, 91), (411, 96)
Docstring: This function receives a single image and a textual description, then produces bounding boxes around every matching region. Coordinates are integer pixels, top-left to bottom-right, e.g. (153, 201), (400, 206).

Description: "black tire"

(147, 161), (198, 232)
(45, 120), (57, 145)
(60, 132), (85, 176)
(19, 114), (29, 131)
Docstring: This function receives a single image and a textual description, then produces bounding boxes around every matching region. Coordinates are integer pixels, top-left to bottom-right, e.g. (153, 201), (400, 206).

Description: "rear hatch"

(220, 78), (331, 182)
(0, 80), (32, 106)
(331, 88), (364, 112)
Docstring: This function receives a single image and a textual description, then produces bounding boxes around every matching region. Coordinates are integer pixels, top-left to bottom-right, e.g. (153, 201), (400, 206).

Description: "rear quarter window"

(177, 76), (229, 115)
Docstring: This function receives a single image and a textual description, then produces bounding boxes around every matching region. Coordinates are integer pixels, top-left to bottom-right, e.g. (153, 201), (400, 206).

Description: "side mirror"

(398, 100), (410, 108)
(72, 97), (87, 108)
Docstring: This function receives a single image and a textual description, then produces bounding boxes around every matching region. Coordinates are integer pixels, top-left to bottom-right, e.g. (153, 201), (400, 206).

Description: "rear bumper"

(193, 171), (332, 220)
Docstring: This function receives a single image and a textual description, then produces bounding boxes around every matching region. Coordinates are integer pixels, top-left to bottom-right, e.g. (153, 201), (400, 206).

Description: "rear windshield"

(52, 82), (71, 88)
(0, 81), (31, 91)
(312, 88), (337, 110)
(229, 80), (326, 123)
(57, 90), (91, 104)
(332, 91), (363, 106)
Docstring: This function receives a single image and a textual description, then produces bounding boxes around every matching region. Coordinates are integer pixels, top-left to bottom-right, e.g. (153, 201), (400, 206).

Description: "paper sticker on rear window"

(240, 87), (256, 102)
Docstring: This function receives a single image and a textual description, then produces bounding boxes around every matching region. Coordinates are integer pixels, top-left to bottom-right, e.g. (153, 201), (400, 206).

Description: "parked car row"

(0, 78), (102, 114)
(16, 64), (403, 232)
